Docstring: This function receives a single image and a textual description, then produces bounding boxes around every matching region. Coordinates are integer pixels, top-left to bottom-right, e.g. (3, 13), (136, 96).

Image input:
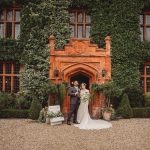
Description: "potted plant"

(101, 81), (122, 120)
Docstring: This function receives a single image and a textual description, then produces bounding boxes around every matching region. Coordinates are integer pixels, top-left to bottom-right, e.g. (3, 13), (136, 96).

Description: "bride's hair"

(81, 83), (86, 88)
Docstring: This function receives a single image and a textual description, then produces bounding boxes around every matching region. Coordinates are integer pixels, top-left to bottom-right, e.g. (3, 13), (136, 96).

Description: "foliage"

(58, 83), (67, 106)
(100, 81), (121, 118)
(124, 86), (145, 107)
(15, 94), (31, 109)
(132, 107), (150, 118)
(47, 111), (64, 118)
(19, 0), (70, 101)
(47, 80), (58, 94)
(1, 0), (150, 96)
(145, 92), (150, 107)
(90, 0), (148, 88)
(117, 93), (133, 118)
(102, 81), (122, 100)
(91, 83), (103, 100)
(91, 83), (103, 92)
(0, 92), (15, 110)
(29, 95), (42, 120)
(0, 109), (29, 118)
(0, 39), (22, 61)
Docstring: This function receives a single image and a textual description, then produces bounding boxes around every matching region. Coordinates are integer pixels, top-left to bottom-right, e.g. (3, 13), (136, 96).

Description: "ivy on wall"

(0, 39), (21, 60)
(1, 0), (150, 100)
(19, 0), (70, 102)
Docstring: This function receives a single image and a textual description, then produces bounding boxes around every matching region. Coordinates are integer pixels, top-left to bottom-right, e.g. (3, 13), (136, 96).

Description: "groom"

(67, 80), (80, 125)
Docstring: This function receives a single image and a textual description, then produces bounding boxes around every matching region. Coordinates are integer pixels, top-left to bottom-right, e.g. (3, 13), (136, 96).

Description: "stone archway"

(48, 36), (111, 118)
(70, 73), (90, 89)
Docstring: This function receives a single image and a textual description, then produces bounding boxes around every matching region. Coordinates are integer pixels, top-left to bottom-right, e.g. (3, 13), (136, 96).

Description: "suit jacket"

(68, 86), (80, 105)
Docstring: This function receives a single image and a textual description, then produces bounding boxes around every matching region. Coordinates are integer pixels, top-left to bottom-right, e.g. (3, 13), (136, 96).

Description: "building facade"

(0, 0), (150, 115)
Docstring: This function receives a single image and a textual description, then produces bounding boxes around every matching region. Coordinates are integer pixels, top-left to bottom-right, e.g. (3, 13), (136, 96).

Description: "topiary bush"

(124, 86), (145, 107)
(16, 95), (31, 109)
(0, 92), (15, 110)
(0, 109), (29, 118)
(29, 96), (42, 120)
(117, 93), (133, 118)
(145, 92), (150, 107)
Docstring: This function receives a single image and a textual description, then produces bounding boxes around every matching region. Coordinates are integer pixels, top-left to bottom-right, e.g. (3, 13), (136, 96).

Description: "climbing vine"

(1, 0), (150, 101)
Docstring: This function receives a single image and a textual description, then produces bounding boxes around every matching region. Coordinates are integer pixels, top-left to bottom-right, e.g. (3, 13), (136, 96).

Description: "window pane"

(0, 24), (4, 38)
(7, 10), (13, 21)
(0, 76), (2, 91)
(70, 25), (75, 37)
(146, 15), (150, 25)
(86, 15), (91, 23)
(14, 76), (19, 93)
(15, 11), (20, 22)
(0, 64), (3, 74)
(6, 22), (12, 38)
(70, 13), (74, 23)
(77, 25), (83, 38)
(15, 24), (20, 39)
(140, 27), (143, 41)
(146, 27), (150, 41)
(5, 63), (11, 74)
(0, 11), (4, 21)
(146, 64), (150, 75)
(86, 25), (90, 38)
(78, 13), (83, 23)
(5, 76), (11, 92)
(14, 63), (20, 74)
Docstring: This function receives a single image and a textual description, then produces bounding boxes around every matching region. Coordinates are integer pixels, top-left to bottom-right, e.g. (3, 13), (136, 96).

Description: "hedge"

(0, 109), (29, 118)
(132, 107), (150, 118)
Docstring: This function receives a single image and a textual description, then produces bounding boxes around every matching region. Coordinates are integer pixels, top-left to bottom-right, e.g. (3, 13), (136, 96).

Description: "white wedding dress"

(74, 89), (112, 130)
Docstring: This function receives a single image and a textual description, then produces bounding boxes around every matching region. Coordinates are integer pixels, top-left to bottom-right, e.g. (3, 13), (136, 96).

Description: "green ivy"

(1, 0), (150, 100)
(19, 0), (70, 102)
(0, 38), (21, 60)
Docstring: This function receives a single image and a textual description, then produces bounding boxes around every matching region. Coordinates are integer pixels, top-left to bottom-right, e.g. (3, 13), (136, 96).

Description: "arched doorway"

(70, 73), (90, 89)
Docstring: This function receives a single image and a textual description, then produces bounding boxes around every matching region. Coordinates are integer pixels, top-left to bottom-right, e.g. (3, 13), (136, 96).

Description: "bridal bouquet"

(80, 91), (90, 102)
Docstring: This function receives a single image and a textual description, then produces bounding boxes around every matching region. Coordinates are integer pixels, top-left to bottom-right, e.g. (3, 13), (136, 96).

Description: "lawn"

(0, 118), (149, 150)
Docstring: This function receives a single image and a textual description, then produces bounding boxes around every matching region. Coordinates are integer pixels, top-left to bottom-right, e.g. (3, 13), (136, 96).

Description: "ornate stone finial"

(105, 36), (111, 54)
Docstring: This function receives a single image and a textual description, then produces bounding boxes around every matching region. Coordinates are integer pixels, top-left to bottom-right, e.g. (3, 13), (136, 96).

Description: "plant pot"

(46, 117), (50, 124)
(103, 111), (111, 121)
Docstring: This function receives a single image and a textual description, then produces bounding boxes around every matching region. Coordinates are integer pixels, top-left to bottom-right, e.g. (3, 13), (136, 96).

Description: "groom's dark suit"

(67, 86), (80, 123)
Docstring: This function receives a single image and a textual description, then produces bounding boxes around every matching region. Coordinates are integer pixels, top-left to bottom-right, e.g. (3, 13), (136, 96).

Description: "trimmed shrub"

(29, 96), (42, 120)
(124, 86), (144, 107)
(0, 92), (15, 110)
(145, 92), (150, 107)
(117, 93), (133, 118)
(0, 109), (29, 118)
(132, 107), (150, 118)
(0, 96), (5, 110)
(16, 95), (31, 109)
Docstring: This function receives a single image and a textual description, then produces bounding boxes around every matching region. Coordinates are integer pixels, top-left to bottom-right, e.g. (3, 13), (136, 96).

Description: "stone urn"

(46, 117), (50, 124)
(103, 111), (111, 121)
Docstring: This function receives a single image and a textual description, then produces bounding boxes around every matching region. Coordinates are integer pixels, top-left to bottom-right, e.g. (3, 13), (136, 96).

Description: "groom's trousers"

(67, 102), (79, 122)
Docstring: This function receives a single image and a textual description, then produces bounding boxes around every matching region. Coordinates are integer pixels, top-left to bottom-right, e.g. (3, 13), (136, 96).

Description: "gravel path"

(0, 118), (150, 150)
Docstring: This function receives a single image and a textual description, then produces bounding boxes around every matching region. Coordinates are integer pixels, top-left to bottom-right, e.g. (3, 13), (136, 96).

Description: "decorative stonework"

(48, 36), (111, 115)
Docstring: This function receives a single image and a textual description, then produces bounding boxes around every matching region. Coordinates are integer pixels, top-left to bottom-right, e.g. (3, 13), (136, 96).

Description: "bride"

(74, 83), (112, 130)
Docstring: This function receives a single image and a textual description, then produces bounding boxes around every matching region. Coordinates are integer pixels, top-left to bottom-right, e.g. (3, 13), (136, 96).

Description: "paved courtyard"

(0, 118), (150, 150)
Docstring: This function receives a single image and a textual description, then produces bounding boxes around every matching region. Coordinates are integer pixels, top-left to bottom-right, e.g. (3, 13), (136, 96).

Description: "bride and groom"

(67, 80), (112, 130)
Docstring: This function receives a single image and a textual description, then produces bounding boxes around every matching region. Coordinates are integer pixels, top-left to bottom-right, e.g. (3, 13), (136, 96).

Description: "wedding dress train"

(74, 89), (112, 130)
